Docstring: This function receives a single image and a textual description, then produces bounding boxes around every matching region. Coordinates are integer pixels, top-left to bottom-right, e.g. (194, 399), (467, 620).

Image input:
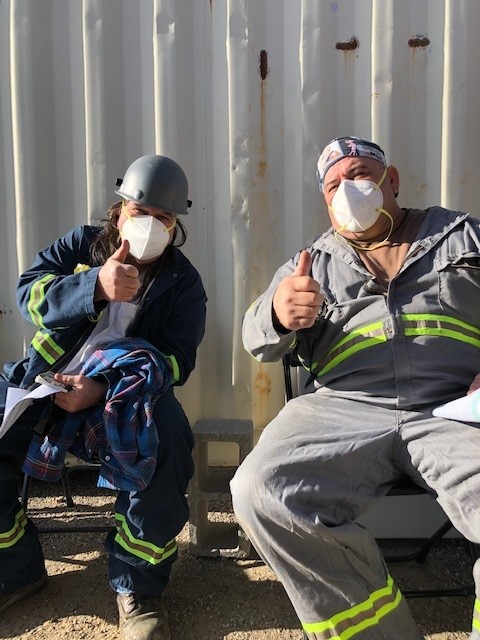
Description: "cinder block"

(188, 419), (253, 558)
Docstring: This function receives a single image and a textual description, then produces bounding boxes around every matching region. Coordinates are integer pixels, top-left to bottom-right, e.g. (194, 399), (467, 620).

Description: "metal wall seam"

(83, 0), (108, 223)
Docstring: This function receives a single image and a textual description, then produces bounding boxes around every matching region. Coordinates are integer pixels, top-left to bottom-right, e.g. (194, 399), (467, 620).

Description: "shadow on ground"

(0, 474), (475, 640)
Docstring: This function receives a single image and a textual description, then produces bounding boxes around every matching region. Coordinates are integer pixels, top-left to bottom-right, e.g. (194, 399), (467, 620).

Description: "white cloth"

(62, 302), (138, 375)
(432, 389), (480, 422)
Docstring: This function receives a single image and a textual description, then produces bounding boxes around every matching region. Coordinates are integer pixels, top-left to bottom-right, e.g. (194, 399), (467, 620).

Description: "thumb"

(111, 239), (130, 263)
(293, 250), (312, 277)
(53, 372), (76, 386)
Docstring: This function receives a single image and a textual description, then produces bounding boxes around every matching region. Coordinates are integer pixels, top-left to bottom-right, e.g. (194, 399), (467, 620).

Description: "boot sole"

(0, 573), (48, 613)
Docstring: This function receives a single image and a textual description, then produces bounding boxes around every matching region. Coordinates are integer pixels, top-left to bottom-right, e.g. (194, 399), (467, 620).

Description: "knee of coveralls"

(107, 389), (194, 595)
(0, 389), (50, 592)
(230, 447), (263, 539)
(232, 394), (401, 541)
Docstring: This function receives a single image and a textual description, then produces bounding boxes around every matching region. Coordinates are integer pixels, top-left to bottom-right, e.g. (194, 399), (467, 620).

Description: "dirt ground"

(0, 472), (476, 640)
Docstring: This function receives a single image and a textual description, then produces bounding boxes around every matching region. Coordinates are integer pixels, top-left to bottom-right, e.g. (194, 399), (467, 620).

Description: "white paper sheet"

(432, 389), (480, 422)
(0, 384), (60, 439)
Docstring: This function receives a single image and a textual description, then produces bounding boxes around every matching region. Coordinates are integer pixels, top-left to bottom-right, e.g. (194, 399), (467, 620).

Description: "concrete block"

(188, 419), (253, 558)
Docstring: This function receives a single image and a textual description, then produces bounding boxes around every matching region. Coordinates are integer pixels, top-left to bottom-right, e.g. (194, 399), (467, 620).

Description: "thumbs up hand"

(110, 238), (131, 264)
(94, 239), (141, 302)
(272, 250), (324, 330)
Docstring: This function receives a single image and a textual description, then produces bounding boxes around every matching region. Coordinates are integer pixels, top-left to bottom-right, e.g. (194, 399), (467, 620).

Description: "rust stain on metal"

(257, 160), (267, 179)
(408, 36), (430, 48)
(259, 50), (268, 80)
(254, 369), (272, 396)
(336, 37), (359, 51)
(257, 49), (268, 180)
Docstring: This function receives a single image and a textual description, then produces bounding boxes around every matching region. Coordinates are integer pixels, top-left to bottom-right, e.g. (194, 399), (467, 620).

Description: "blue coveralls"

(0, 225), (206, 597)
(232, 207), (480, 640)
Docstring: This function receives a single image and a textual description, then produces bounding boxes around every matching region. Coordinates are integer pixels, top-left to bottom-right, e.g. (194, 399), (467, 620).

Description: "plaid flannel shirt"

(22, 337), (172, 491)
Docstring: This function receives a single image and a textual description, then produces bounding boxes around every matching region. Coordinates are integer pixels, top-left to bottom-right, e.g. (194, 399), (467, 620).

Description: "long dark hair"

(90, 201), (188, 299)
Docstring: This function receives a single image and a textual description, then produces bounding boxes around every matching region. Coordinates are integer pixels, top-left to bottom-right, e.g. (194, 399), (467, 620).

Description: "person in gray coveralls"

(231, 136), (480, 640)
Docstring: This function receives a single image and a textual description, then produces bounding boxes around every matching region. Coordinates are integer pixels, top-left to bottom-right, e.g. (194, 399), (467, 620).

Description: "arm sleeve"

(242, 254), (300, 362)
(139, 267), (207, 387)
(16, 226), (106, 330)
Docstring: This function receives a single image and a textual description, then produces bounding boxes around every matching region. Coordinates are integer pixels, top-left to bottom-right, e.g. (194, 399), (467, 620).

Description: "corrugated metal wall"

(2, 0), (480, 447)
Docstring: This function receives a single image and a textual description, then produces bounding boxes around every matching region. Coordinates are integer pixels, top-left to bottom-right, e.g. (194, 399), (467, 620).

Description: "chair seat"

(386, 478), (430, 497)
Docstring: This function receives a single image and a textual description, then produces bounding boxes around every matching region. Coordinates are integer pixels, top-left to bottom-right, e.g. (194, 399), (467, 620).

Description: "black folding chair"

(21, 455), (112, 534)
(282, 352), (477, 598)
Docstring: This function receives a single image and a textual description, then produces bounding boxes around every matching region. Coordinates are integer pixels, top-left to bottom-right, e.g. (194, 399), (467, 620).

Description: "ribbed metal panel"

(2, 0), (480, 445)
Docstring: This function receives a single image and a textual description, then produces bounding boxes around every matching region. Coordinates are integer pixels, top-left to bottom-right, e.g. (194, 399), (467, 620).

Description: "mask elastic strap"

(334, 208), (394, 252)
(376, 166), (388, 189)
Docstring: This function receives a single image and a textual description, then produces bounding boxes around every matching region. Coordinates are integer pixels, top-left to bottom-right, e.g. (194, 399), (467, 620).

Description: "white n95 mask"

(329, 167), (387, 233)
(121, 213), (174, 261)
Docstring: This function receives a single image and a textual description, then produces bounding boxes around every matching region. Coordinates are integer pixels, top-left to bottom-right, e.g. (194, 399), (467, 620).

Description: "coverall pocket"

(435, 253), (480, 316)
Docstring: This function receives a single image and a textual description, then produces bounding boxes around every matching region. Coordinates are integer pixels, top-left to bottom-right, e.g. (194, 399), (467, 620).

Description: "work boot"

(117, 592), (170, 640)
(0, 572), (48, 613)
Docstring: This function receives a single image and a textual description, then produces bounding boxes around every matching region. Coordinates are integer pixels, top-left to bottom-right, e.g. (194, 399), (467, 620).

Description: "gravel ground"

(0, 474), (476, 640)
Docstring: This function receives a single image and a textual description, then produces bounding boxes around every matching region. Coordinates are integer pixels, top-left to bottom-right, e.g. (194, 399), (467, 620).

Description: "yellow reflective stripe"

(302, 575), (402, 640)
(114, 513), (177, 565)
(31, 331), (65, 365)
(473, 599), (480, 631)
(27, 274), (56, 328)
(165, 355), (180, 384)
(315, 322), (386, 377)
(310, 314), (480, 380)
(0, 509), (27, 549)
(402, 312), (480, 334)
(402, 313), (480, 349)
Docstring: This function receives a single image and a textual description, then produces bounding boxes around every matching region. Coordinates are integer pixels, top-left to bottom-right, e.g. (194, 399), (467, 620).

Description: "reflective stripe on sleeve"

(27, 274), (56, 328)
(302, 574), (402, 640)
(31, 331), (65, 365)
(0, 509), (27, 549)
(114, 513), (177, 565)
(165, 355), (180, 383)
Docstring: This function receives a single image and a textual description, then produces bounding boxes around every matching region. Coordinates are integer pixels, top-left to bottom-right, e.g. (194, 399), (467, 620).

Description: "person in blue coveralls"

(232, 136), (480, 640)
(0, 154), (206, 640)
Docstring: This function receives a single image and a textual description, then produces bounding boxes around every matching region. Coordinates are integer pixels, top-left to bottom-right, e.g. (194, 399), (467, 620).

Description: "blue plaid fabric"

(22, 338), (172, 491)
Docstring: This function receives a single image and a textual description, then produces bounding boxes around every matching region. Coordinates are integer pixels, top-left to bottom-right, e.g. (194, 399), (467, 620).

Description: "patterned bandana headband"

(316, 136), (387, 191)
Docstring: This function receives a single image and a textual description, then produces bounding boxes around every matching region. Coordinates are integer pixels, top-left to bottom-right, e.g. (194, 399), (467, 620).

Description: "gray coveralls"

(231, 207), (480, 640)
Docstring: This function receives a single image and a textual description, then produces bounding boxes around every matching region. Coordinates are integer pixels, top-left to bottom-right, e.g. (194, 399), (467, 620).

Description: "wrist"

(272, 306), (291, 334)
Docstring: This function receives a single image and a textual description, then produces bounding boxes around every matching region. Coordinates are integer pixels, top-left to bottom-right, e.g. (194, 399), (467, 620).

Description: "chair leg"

(21, 473), (31, 509)
(383, 521), (476, 598)
(61, 467), (75, 508)
(22, 469), (77, 509)
(384, 518), (454, 563)
(20, 467), (112, 535)
(403, 584), (475, 598)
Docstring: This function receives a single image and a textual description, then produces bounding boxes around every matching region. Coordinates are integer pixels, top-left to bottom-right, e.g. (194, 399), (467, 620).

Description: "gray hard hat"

(115, 154), (191, 215)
